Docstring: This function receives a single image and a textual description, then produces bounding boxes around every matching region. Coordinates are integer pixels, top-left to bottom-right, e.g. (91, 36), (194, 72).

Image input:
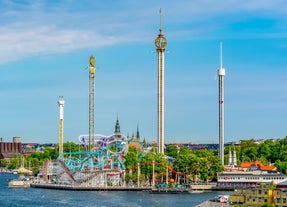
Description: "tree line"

(2, 136), (287, 180)
(231, 136), (287, 173)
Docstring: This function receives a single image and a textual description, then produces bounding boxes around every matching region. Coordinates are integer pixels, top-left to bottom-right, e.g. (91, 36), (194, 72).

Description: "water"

(0, 174), (228, 207)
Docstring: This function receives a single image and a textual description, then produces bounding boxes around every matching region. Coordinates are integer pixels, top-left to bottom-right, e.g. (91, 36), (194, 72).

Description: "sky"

(0, 0), (287, 144)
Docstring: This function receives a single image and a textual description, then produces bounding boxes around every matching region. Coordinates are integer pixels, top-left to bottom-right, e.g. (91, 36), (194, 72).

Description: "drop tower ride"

(58, 96), (65, 157)
(154, 9), (167, 154)
(218, 42), (225, 165)
(89, 56), (95, 151)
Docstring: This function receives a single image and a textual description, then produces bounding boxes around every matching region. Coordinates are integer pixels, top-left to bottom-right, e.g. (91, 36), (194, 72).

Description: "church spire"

(114, 116), (121, 137)
(136, 123), (140, 140)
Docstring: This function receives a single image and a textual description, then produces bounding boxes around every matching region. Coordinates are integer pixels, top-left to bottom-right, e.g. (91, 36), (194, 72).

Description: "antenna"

(159, 8), (162, 33)
(220, 41), (223, 68)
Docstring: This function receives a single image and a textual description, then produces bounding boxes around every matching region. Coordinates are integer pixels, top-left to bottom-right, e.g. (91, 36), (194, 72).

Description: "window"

(277, 198), (281, 203)
(258, 197), (262, 202)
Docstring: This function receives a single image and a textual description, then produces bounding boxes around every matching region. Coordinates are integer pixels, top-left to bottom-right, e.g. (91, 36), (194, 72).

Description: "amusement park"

(26, 14), (223, 192)
(30, 53), (212, 192)
(35, 130), (191, 191)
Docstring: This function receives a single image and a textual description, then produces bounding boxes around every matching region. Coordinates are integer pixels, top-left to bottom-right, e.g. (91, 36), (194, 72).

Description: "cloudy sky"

(1, 0), (287, 144)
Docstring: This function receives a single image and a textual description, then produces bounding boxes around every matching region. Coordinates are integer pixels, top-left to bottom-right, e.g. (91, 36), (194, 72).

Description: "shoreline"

(31, 183), (152, 191)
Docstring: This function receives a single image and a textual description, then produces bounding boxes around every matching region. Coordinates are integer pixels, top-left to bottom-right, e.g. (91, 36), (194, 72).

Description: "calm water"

(0, 174), (228, 207)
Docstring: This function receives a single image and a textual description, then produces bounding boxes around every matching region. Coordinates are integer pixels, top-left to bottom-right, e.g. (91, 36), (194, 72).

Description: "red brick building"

(0, 138), (23, 159)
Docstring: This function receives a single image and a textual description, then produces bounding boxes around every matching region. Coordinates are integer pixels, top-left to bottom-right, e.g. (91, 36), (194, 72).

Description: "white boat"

(8, 179), (30, 188)
(190, 190), (204, 194)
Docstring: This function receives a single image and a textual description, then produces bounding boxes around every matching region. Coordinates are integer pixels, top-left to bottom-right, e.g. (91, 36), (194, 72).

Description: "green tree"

(124, 151), (139, 173)
(240, 139), (258, 161)
(258, 142), (272, 161)
(165, 145), (179, 159)
(275, 160), (287, 174)
(173, 152), (192, 174)
(198, 158), (209, 181)
(140, 153), (154, 178)
(0, 159), (8, 168)
(63, 142), (78, 153)
(207, 156), (224, 180)
(179, 146), (191, 154)
(140, 153), (168, 179)
(270, 142), (281, 162)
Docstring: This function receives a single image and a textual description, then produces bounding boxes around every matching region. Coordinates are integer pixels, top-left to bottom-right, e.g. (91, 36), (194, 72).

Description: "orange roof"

(128, 142), (143, 153)
(240, 160), (276, 171)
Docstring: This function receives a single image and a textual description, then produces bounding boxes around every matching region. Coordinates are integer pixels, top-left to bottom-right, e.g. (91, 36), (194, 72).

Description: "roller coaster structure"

(38, 133), (187, 188)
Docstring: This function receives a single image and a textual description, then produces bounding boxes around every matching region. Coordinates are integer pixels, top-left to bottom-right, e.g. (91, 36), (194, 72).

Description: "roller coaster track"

(57, 160), (76, 182)
(76, 169), (118, 184)
(41, 160), (50, 182)
(107, 162), (186, 177)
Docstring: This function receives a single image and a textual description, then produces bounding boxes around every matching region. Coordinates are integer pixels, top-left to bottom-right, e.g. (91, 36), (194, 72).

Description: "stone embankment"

(196, 201), (232, 207)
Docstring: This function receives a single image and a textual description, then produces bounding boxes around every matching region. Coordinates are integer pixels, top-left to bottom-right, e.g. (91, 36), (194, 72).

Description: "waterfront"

(0, 174), (231, 207)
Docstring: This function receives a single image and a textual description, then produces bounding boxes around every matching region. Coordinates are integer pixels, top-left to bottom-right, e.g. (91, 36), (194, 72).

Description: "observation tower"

(218, 42), (225, 165)
(154, 9), (167, 154)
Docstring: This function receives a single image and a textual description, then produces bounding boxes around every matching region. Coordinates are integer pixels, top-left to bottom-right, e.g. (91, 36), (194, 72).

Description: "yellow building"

(230, 188), (287, 206)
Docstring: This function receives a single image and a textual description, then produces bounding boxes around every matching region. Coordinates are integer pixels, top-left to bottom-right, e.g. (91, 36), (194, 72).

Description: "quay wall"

(190, 184), (234, 191)
(196, 201), (232, 207)
(31, 183), (152, 191)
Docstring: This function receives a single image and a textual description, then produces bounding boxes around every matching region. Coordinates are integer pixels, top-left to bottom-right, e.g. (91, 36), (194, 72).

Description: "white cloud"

(0, 25), (138, 64)
(0, 0), (287, 64)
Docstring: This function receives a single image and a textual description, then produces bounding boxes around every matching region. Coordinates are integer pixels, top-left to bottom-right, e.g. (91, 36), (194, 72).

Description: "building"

(230, 188), (287, 206)
(218, 160), (286, 189)
(0, 137), (23, 159)
(240, 160), (276, 171)
(218, 170), (287, 188)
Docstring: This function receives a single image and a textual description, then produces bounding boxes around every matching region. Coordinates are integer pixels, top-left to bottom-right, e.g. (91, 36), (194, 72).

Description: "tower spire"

(220, 41), (223, 69)
(136, 123), (140, 140)
(114, 116), (121, 137)
(159, 8), (162, 34)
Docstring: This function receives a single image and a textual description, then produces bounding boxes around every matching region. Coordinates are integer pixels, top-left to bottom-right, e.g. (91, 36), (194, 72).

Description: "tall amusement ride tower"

(218, 42), (225, 165)
(89, 56), (95, 151)
(155, 9), (167, 154)
(58, 96), (65, 157)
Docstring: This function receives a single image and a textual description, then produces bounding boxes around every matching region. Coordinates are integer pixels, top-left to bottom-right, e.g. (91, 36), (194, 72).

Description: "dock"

(31, 183), (152, 191)
(150, 189), (189, 194)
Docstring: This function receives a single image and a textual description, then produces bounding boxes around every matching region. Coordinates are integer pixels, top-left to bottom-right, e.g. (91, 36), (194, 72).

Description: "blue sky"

(0, 0), (287, 144)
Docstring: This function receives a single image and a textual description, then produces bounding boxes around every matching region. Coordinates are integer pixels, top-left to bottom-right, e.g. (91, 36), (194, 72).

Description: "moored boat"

(8, 179), (30, 188)
(150, 189), (189, 194)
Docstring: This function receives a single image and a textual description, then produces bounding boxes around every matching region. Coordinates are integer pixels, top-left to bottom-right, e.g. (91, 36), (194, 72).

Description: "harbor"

(0, 173), (231, 207)
(0, 1), (287, 207)
(31, 183), (152, 191)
